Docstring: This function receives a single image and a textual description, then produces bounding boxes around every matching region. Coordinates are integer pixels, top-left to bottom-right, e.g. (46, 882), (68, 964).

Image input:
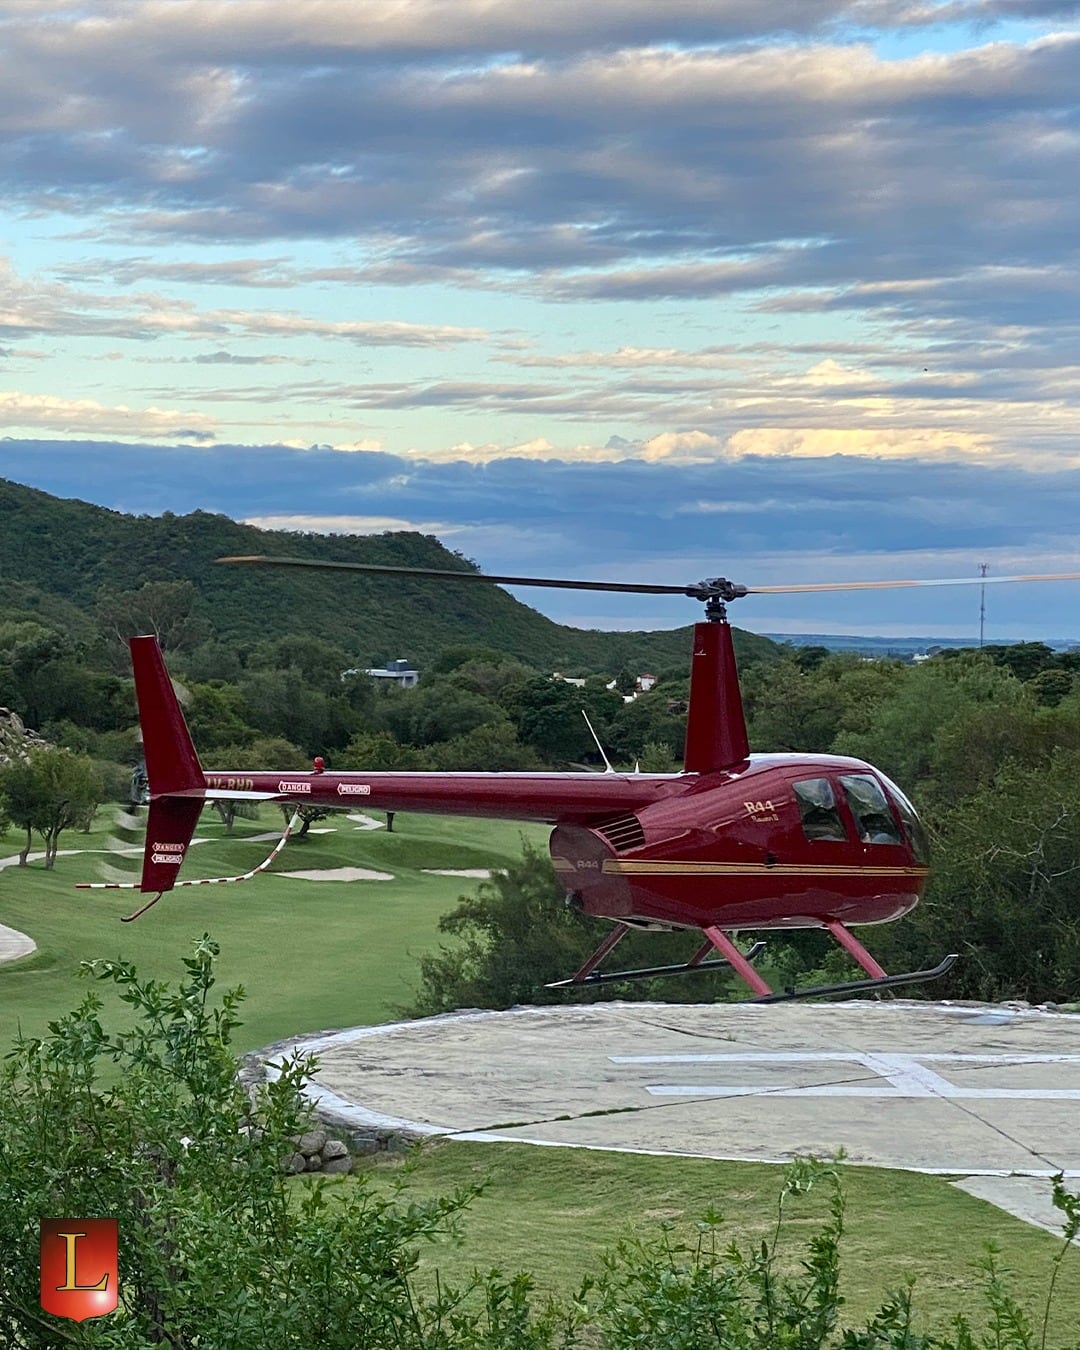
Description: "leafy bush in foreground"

(1, 940), (1078, 1347)
(0, 938), (569, 1348)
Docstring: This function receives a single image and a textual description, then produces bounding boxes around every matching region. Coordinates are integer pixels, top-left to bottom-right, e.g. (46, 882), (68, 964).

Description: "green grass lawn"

(0, 805), (549, 1050)
(5, 803), (1080, 1341)
(346, 1141), (1080, 1342)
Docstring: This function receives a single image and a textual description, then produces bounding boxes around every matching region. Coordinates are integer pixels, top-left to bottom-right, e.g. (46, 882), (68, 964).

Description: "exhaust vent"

(594, 813), (646, 853)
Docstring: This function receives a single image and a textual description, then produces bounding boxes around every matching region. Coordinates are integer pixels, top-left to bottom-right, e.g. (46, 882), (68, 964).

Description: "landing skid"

(754, 953), (958, 1003)
(546, 917), (958, 1002)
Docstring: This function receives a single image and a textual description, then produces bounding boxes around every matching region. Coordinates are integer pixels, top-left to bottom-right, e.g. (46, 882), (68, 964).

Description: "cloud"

(2, 12), (1075, 294)
(723, 426), (994, 460)
(8, 435), (1080, 635)
(1, 1), (1079, 578)
(241, 513), (430, 534)
(0, 395), (215, 439)
(0, 257), (488, 347)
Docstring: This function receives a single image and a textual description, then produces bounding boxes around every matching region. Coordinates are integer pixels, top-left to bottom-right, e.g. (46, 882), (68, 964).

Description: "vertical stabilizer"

(683, 619), (750, 774)
(140, 796), (204, 893)
(130, 636), (204, 895)
(130, 635), (203, 795)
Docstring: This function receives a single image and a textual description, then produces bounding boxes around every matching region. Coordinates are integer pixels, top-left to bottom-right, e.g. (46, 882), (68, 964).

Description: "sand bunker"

(274, 867), (394, 882)
(420, 868), (498, 878)
(0, 923), (36, 963)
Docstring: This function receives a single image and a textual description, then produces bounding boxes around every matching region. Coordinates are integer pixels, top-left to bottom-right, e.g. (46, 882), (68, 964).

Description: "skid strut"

(545, 916), (957, 1002)
(545, 922), (766, 989)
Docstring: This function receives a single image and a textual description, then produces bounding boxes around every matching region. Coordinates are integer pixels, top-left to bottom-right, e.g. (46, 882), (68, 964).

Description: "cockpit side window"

(878, 773), (930, 863)
(840, 774), (902, 845)
(794, 777), (848, 842)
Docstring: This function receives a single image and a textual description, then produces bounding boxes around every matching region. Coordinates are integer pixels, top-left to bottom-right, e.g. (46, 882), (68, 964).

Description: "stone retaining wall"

(283, 1126), (354, 1175)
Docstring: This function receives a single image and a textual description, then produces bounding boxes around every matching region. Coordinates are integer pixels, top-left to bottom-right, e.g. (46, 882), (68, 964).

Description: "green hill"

(0, 478), (776, 674)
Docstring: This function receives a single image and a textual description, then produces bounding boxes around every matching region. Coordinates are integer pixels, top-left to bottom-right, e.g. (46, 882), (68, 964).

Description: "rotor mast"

(683, 580), (750, 775)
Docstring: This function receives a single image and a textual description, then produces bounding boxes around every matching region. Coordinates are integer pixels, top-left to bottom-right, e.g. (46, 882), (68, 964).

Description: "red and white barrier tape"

(76, 809), (302, 920)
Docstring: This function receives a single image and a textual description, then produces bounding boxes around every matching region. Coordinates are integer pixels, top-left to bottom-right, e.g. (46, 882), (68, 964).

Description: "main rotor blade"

(216, 556), (693, 595)
(218, 555), (1080, 598)
(745, 572), (1080, 595)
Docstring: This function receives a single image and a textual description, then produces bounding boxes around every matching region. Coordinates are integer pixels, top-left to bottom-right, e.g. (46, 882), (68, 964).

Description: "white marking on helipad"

(617, 1051), (1080, 1100)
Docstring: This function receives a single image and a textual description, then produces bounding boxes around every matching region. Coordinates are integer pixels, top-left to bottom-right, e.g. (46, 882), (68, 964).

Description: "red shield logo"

(39, 1219), (119, 1322)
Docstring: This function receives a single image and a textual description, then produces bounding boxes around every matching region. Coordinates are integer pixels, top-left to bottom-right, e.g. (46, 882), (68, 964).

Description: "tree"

(95, 580), (211, 660)
(1029, 668), (1075, 708)
(449, 654), (534, 701)
(831, 655), (1025, 794)
(877, 747), (1080, 1003)
(636, 740), (677, 772)
(185, 681), (258, 752)
(337, 730), (431, 771)
(744, 653), (904, 757)
(610, 690), (686, 763)
(505, 677), (597, 762)
(427, 720), (542, 771)
(408, 844), (738, 1015)
(0, 746), (103, 867)
(246, 634), (358, 697)
(239, 668), (359, 756)
(381, 681), (506, 749)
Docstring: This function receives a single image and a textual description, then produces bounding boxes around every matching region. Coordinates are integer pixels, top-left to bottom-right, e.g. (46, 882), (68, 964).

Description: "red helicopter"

(105, 560), (1080, 1002)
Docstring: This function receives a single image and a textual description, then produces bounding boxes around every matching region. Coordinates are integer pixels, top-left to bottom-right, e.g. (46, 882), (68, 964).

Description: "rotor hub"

(684, 577), (748, 603)
(684, 577), (748, 619)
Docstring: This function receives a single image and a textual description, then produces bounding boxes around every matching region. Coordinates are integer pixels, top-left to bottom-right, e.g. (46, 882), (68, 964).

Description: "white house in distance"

(551, 672), (658, 702)
(342, 659), (419, 688)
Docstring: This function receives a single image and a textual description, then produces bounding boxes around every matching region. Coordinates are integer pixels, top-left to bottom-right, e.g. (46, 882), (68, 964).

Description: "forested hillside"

(0, 478), (774, 671)
(0, 474), (775, 827)
(6, 475), (1080, 1005)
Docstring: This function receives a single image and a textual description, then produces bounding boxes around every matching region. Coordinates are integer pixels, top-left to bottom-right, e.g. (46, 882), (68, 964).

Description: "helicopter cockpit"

(794, 771), (928, 859)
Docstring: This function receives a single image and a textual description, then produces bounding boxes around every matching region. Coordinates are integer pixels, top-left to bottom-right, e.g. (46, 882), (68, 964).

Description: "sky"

(2, 0), (1080, 642)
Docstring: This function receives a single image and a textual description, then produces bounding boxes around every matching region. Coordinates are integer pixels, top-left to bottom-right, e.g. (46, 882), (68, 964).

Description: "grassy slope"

(0, 808), (549, 1051)
(351, 1142), (1080, 1340)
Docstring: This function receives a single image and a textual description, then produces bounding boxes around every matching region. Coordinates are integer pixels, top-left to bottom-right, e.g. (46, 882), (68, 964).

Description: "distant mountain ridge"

(0, 477), (777, 672)
(764, 633), (1080, 658)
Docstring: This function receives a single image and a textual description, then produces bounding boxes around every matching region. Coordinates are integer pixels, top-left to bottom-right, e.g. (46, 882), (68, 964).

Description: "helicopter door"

(793, 777), (849, 843)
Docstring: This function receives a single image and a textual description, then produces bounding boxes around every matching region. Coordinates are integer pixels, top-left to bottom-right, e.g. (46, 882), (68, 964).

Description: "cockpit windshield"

(840, 774), (902, 845)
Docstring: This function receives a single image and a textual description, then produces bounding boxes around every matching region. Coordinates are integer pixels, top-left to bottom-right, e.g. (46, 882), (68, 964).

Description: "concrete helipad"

(260, 999), (1080, 1235)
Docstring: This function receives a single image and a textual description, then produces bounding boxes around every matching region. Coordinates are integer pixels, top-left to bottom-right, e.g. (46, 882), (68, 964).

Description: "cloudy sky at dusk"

(2, 1), (1080, 641)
